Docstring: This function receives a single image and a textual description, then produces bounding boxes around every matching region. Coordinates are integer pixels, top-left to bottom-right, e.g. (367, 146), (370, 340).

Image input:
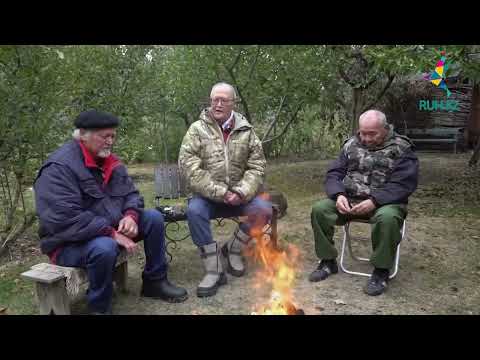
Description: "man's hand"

(117, 215), (138, 239)
(113, 231), (138, 254)
(224, 191), (242, 206)
(336, 195), (352, 215)
(350, 199), (376, 216)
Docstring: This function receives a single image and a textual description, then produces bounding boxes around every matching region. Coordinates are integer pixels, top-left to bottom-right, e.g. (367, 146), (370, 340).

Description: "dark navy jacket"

(34, 140), (143, 255)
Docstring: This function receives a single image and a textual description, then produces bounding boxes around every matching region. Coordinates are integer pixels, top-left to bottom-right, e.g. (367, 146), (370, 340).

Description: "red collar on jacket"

(77, 140), (121, 185)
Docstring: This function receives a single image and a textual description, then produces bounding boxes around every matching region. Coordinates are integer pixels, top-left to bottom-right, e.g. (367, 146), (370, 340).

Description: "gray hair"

(72, 128), (92, 140)
(359, 110), (388, 129)
(210, 82), (237, 100)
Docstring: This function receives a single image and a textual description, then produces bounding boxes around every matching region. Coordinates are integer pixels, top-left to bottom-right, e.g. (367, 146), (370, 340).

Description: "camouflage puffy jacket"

(178, 109), (266, 203)
(325, 126), (419, 206)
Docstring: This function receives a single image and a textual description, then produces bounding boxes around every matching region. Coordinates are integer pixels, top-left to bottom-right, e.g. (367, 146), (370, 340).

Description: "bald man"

(308, 110), (418, 296)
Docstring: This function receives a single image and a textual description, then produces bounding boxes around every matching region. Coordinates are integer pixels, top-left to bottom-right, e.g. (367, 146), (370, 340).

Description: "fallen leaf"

(315, 306), (325, 311)
(333, 299), (347, 306)
(0, 307), (7, 315)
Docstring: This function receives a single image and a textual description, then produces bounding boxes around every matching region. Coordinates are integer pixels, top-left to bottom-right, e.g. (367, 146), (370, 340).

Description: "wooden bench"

(154, 164), (287, 260)
(405, 127), (464, 153)
(21, 250), (128, 315)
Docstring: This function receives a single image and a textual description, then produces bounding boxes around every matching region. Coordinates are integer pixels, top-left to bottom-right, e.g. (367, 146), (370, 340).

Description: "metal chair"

(339, 218), (407, 279)
(153, 164), (281, 261)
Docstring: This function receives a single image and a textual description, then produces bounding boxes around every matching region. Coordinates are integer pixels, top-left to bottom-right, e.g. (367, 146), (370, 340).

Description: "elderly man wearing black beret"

(33, 110), (188, 314)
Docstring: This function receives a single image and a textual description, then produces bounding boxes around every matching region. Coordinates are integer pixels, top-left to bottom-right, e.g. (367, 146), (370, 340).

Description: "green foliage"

(1, 45), (477, 258)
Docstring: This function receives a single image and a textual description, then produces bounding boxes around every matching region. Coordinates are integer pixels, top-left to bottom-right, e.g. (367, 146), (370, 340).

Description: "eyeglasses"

(94, 133), (116, 143)
(211, 97), (234, 105)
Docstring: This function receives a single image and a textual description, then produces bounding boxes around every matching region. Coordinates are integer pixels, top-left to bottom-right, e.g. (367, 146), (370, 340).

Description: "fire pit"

(247, 225), (303, 315)
(251, 291), (305, 315)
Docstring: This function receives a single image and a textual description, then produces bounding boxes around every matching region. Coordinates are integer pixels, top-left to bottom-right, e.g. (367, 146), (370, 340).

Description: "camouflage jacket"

(178, 109), (266, 203)
(325, 127), (419, 206)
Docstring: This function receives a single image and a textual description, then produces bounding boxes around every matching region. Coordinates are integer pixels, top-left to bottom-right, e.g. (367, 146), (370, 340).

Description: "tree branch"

(263, 102), (304, 144)
(225, 66), (252, 123)
(0, 213), (36, 257)
(228, 47), (243, 73)
(363, 73), (396, 112)
(334, 95), (347, 109)
(243, 46), (261, 90)
(338, 67), (356, 87)
(262, 95), (287, 142)
(13, 46), (22, 75)
(362, 76), (378, 90)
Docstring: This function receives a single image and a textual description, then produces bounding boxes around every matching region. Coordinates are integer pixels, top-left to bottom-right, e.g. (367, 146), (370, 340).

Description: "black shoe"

(88, 307), (112, 315)
(364, 268), (389, 296)
(141, 277), (188, 303)
(308, 259), (338, 282)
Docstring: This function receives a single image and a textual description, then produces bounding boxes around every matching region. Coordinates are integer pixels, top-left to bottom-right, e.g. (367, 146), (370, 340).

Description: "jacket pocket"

(229, 140), (249, 165)
(79, 179), (105, 199)
(108, 176), (133, 196)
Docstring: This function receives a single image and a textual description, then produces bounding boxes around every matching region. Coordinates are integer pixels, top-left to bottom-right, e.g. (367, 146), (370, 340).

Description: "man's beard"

(97, 149), (111, 158)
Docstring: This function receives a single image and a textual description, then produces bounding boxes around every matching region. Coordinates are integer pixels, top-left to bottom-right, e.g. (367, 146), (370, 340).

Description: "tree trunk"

(162, 112), (168, 164)
(351, 88), (362, 136)
(469, 138), (480, 167)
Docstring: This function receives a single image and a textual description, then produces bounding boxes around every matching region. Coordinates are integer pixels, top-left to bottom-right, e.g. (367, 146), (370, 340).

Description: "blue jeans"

(186, 195), (273, 247)
(56, 209), (168, 313)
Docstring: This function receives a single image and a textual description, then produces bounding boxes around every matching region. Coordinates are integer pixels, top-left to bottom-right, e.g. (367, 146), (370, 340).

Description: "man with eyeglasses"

(34, 110), (188, 314)
(179, 82), (272, 297)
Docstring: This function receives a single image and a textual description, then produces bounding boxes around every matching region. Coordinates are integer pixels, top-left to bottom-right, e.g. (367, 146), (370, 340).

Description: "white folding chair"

(339, 218), (407, 279)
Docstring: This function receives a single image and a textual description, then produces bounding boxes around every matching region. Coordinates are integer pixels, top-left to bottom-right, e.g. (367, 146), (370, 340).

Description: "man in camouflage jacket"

(179, 82), (272, 298)
(308, 110), (418, 296)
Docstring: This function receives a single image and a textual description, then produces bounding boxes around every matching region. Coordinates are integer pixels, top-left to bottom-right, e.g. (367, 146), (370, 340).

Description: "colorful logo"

(423, 50), (451, 97)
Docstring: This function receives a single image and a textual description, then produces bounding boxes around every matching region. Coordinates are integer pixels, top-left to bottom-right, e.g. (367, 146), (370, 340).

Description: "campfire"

(247, 225), (304, 315)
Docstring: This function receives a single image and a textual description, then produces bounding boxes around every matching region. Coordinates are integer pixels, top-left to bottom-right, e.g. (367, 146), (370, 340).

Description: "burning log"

(251, 291), (304, 315)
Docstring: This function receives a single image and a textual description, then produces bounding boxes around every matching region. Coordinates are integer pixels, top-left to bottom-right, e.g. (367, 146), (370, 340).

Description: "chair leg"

(36, 280), (71, 315)
(389, 243), (401, 279)
(340, 223), (371, 278)
(114, 261), (128, 294)
(341, 220), (406, 279)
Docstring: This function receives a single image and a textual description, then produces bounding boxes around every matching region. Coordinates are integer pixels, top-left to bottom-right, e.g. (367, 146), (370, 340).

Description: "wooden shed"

(385, 75), (475, 151)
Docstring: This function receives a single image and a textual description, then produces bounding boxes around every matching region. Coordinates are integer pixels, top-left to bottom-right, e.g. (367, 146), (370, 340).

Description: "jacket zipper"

(213, 120), (233, 185)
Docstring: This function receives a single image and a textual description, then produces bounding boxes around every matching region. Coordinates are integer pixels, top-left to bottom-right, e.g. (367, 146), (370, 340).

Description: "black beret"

(74, 110), (120, 129)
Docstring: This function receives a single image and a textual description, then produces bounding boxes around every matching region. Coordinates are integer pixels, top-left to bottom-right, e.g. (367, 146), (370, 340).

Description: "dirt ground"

(3, 152), (480, 315)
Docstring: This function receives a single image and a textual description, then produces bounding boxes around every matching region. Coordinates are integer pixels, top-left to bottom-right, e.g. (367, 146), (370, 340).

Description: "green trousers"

(311, 199), (406, 269)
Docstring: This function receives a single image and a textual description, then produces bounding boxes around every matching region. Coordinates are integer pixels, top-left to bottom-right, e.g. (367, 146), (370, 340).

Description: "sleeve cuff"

(369, 196), (379, 207)
(100, 226), (116, 238)
(217, 184), (229, 199)
(230, 188), (245, 199)
(123, 209), (139, 224)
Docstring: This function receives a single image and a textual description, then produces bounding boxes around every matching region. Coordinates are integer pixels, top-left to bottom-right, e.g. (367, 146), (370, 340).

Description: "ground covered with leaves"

(1, 152), (479, 315)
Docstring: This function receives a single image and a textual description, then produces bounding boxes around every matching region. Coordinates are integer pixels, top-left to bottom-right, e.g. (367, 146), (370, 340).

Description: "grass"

(0, 259), (38, 315)
(2, 153), (479, 314)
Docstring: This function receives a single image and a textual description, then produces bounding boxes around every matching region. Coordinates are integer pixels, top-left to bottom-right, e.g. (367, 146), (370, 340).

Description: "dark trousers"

(186, 195), (273, 247)
(56, 209), (167, 313)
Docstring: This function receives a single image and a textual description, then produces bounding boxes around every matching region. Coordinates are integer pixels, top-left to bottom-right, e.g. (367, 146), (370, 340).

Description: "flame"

(247, 226), (300, 315)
